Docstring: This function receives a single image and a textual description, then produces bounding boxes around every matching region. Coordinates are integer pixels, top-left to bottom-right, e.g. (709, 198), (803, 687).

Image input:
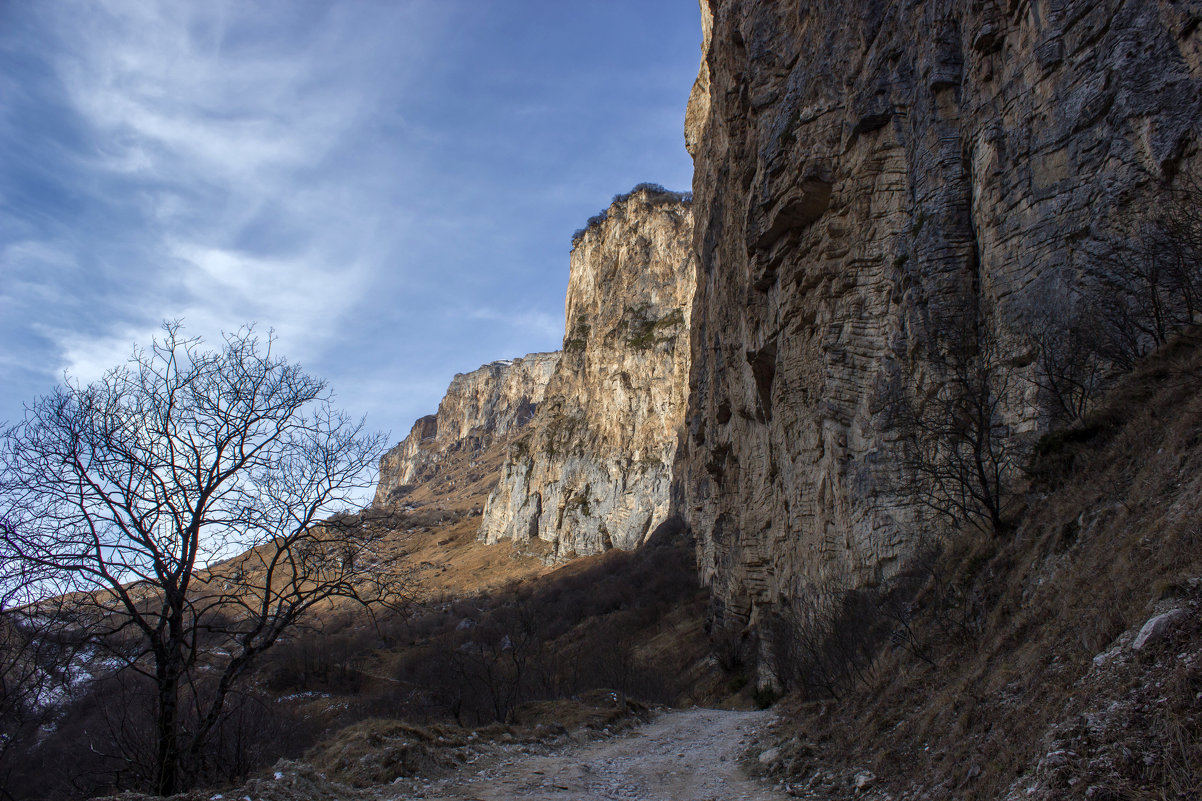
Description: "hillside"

(7, 313), (716, 800)
(748, 332), (1202, 799)
(41, 334), (1202, 801)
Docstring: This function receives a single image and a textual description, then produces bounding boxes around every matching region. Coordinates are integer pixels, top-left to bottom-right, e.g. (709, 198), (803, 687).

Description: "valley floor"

(388, 708), (784, 801)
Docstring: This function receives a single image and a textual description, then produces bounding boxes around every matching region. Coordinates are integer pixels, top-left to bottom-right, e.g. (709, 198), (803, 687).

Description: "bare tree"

(1018, 176), (1202, 424)
(0, 323), (405, 796)
(1025, 294), (1108, 427)
(889, 322), (1021, 535)
(1091, 176), (1202, 370)
(767, 582), (882, 701)
(446, 600), (541, 724)
(1094, 232), (1183, 369)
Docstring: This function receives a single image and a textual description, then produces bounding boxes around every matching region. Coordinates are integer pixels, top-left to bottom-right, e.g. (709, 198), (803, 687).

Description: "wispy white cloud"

(35, 238), (366, 386)
(170, 240), (365, 348)
(462, 306), (565, 344)
(1, 0), (700, 452)
(56, 3), (365, 184)
(41, 323), (153, 386)
(23, 0), (442, 376)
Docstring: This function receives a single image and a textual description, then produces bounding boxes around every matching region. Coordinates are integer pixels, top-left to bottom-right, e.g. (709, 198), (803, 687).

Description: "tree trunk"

(154, 670), (180, 796)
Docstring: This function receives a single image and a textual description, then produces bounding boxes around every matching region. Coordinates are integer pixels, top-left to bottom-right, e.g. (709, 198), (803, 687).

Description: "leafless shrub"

(1023, 293), (1109, 427)
(1085, 174), (1202, 372)
(709, 619), (750, 674)
(262, 622), (376, 695)
(767, 583), (886, 701)
(888, 321), (1022, 535)
(445, 599), (541, 724)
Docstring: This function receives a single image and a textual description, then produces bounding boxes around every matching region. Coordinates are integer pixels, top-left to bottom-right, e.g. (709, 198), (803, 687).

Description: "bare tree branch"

(0, 322), (407, 796)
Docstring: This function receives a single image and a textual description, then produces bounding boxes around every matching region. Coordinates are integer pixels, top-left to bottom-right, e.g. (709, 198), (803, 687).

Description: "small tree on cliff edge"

(0, 323), (404, 796)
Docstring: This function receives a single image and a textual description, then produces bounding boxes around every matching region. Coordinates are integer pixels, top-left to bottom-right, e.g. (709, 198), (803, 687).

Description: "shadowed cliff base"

(733, 331), (1202, 800)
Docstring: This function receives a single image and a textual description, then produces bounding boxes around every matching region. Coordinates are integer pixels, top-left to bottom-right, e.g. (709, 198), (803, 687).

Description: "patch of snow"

(275, 691), (330, 703)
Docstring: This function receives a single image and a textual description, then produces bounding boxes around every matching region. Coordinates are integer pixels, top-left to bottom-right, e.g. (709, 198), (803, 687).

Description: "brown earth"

(751, 332), (1202, 800)
(94, 706), (787, 801)
(392, 707), (785, 801)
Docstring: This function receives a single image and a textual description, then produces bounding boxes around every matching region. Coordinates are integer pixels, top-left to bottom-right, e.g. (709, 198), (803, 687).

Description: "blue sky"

(0, 1), (699, 456)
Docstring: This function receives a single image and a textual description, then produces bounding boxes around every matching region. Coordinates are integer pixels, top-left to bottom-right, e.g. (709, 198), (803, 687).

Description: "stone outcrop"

(677, 0), (1202, 642)
(373, 353), (559, 508)
(479, 187), (695, 558)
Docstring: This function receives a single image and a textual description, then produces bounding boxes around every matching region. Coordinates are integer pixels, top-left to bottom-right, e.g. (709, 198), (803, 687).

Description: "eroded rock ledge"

(479, 187), (696, 558)
(373, 353), (559, 509)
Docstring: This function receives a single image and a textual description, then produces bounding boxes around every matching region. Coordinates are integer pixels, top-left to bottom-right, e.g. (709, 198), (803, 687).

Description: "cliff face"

(373, 353), (559, 508)
(679, 0), (1202, 633)
(479, 188), (695, 558)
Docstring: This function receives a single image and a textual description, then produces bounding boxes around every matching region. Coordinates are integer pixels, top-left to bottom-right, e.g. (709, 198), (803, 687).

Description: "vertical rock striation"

(678, 0), (1202, 641)
(373, 353), (559, 508)
(479, 187), (696, 558)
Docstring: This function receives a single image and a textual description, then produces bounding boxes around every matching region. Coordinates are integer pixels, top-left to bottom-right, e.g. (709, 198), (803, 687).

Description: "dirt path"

(394, 708), (786, 801)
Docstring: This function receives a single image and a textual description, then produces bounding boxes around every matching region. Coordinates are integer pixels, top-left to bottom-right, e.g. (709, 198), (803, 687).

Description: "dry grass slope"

(756, 332), (1202, 800)
(11, 412), (717, 800)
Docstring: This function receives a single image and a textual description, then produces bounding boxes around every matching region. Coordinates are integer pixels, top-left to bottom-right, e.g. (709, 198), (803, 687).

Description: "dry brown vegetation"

(363, 517), (714, 726)
(85, 690), (657, 801)
(15, 302), (1202, 801)
(753, 331), (1202, 800)
(7, 425), (716, 800)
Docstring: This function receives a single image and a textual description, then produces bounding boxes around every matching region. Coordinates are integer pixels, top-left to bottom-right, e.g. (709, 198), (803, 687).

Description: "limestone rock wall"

(373, 353), (559, 508)
(679, 0), (1202, 634)
(479, 188), (695, 558)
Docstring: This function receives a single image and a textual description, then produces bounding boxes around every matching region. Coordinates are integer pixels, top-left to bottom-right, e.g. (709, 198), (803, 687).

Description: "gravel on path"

(391, 708), (787, 801)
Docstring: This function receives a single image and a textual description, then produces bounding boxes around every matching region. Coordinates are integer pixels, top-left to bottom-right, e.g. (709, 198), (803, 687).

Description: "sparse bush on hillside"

(1022, 293), (1109, 428)
(612, 182), (691, 206)
(625, 305), (686, 349)
(709, 618), (753, 675)
(766, 588), (878, 701)
(1090, 179), (1202, 369)
(877, 177), (1202, 547)
(262, 622), (376, 695)
(757, 327), (1202, 801)
(1024, 174), (1202, 426)
(562, 318), (590, 352)
(764, 573), (948, 703)
(390, 521), (705, 726)
(888, 319), (1023, 535)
